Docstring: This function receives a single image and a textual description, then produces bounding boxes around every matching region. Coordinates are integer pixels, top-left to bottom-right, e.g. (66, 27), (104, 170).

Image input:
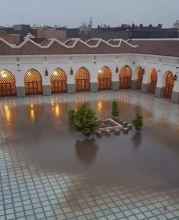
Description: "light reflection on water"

(1, 100), (179, 187)
(4, 105), (10, 122)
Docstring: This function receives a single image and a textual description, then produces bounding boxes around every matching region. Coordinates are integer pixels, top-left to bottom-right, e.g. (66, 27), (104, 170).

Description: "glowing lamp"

(2, 73), (7, 78)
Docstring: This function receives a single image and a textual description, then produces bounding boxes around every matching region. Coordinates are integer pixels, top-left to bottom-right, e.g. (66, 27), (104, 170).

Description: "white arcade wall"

(0, 53), (179, 103)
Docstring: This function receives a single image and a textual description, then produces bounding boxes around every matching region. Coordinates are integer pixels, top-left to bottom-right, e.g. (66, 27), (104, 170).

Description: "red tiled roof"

(1, 38), (179, 57)
(129, 39), (179, 57)
(108, 40), (121, 45)
(87, 40), (99, 46)
(31, 38), (47, 44)
(65, 39), (76, 46)
(0, 38), (135, 55)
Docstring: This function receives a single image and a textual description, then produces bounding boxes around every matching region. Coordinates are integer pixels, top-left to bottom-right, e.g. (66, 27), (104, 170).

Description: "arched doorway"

(24, 69), (43, 95)
(150, 69), (157, 94)
(136, 67), (143, 90)
(164, 71), (174, 99)
(75, 67), (90, 92)
(50, 68), (67, 93)
(0, 70), (16, 97)
(98, 66), (111, 90)
(119, 65), (132, 89)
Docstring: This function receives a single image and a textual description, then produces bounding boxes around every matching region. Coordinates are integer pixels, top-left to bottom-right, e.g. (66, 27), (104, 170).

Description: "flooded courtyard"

(0, 90), (179, 220)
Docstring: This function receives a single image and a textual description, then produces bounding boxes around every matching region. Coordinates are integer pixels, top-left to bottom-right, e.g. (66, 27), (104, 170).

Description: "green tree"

(111, 99), (120, 118)
(68, 107), (76, 123)
(75, 103), (98, 140)
(132, 110), (143, 132)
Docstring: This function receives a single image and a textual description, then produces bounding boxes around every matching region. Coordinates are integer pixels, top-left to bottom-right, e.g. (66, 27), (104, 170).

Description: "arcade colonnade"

(0, 54), (179, 103)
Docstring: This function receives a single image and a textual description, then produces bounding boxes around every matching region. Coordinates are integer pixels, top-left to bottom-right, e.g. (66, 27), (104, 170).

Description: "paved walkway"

(0, 90), (179, 220)
(0, 90), (179, 126)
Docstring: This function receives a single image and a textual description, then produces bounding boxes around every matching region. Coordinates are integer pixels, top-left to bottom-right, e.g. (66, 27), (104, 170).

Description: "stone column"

(112, 60), (119, 91)
(90, 62), (98, 93)
(111, 81), (119, 91)
(130, 61), (138, 90)
(171, 75), (179, 103)
(155, 87), (165, 98)
(131, 80), (137, 89)
(155, 63), (164, 98)
(171, 91), (179, 103)
(15, 62), (25, 97)
(141, 83), (150, 93)
(42, 61), (51, 96)
(67, 60), (75, 94)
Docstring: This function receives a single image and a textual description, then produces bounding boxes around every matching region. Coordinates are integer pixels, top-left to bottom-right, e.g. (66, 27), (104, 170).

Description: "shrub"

(111, 99), (120, 118)
(74, 103), (98, 140)
(68, 107), (76, 123)
(132, 110), (143, 132)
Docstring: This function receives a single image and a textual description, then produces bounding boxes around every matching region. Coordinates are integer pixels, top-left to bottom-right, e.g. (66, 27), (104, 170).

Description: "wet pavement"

(0, 90), (179, 220)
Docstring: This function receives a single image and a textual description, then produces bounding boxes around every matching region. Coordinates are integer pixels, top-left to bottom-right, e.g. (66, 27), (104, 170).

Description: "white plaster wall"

(0, 54), (179, 93)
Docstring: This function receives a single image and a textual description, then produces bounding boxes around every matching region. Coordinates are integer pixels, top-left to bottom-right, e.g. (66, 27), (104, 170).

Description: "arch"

(0, 69), (16, 96)
(149, 68), (157, 94)
(136, 66), (143, 90)
(119, 65), (132, 89)
(75, 67), (90, 92)
(24, 69), (43, 95)
(98, 66), (111, 90)
(164, 71), (174, 99)
(50, 68), (67, 93)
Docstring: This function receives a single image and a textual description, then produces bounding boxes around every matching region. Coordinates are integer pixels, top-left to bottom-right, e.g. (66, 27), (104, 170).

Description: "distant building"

(66, 28), (80, 38)
(90, 24), (178, 40)
(32, 27), (66, 39)
(130, 24), (178, 39)
(0, 30), (20, 44)
(0, 23), (178, 45)
(90, 28), (130, 40)
(4, 24), (34, 39)
(173, 20), (179, 29)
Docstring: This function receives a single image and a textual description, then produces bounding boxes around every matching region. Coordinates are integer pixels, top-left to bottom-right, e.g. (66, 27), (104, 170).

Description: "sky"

(0, 0), (179, 28)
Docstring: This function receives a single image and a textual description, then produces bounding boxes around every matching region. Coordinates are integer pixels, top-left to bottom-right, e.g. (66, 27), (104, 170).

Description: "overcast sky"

(0, 0), (179, 28)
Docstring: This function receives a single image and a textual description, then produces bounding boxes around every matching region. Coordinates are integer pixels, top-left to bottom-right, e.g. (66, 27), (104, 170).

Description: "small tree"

(75, 103), (98, 140)
(132, 110), (143, 132)
(111, 99), (120, 118)
(68, 107), (76, 123)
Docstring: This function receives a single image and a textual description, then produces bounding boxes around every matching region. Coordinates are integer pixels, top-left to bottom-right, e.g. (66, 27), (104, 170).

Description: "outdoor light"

(174, 74), (177, 81)
(45, 68), (48, 76)
(2, 73), (7, 78)
(17, 63), (21, 71)
(133, 62), (135, 64)
(116, 66), (119, 73)
(70, 67), (73, 75)
(142, 68), (145, 74)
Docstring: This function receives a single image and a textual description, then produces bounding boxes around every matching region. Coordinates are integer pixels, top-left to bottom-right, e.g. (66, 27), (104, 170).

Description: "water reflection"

(30, 109), (35, 122)
(30, 104), (35, 122)
(131, 132), (142, 151)
(75, 139), (99, 165)
(97, 101), (102, 112)
(4, 105), (10, 122)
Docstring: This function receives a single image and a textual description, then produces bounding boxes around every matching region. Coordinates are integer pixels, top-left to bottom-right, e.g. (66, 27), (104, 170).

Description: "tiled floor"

(0, 90), (179, 126)
(0, 90), (179, 220)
